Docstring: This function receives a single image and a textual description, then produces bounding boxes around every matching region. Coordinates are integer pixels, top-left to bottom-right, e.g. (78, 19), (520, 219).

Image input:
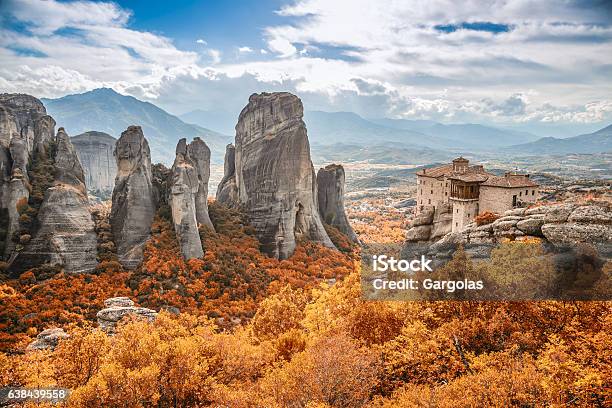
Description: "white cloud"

(0, 0), (611, 129)
(206, 49), (221, 64)
(266, 37), (297, 57)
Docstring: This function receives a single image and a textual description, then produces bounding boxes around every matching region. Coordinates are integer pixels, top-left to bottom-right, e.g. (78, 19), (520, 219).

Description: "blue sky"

(1, 0), (611, 136)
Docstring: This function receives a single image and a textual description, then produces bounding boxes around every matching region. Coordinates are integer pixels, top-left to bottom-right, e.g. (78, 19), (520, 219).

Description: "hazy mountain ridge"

(370, 118), (540, 147)
(505, 124), (612, 155)
(42, 88), (231, 164)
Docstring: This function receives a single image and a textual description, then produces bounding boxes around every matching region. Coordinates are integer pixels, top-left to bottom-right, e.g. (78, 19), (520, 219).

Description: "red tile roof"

(416, 164), (453, 178)
(481, 175), (539, 188)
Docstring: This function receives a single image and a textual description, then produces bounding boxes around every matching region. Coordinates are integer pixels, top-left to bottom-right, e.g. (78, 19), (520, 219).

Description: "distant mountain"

(370, 118), (540, 147)
(42, 88), (231, 164)
(304, 111), (457, 148)
(311, 142), (452, 165)
(179, 109), (238, 135)
(505, 124), (612, 155)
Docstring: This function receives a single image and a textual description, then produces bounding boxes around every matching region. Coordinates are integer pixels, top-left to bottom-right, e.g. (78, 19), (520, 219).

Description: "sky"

(1, 0), (612, 136)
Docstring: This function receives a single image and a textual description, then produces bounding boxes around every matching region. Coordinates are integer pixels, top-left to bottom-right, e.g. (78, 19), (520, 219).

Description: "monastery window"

(467, 213), (470, 218)
(456, 209), (459, 214)
(519, 192), (522, 196)
(445, 192), (447, 196)
(430, 190), (433, 194)
(532, 190), (535, 195)
(428, 199), (431, 204)
(526, 190), (528, 195)
(455, 222), (458, 227)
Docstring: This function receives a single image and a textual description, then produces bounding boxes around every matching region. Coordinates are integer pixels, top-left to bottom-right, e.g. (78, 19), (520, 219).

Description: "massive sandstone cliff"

(217, 92), (334, 259)
(0, 94), (56, 258)
(110, 126), (156, 269)
(71, 131), (117, 193)
(316, 164), (358, 243)
(169, 138), (214, 260)
(9, 128), (98, 274)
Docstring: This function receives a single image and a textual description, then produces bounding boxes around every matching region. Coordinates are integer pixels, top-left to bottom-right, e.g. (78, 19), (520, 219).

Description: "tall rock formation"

(216, 144), (238, 206)
(186, 137), (214, 229)
(71, 131), (117, 193)
(9, 128), (98, 274)
(110, 126), (156, 269)
(169, 137), (214, 260)
(316, 164), (359, 243)
(218, 92), (334, 259)
(0, 94), (56, 258)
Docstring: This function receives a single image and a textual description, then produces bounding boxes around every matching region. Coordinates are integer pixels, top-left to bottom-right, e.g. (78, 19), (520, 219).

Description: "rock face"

(0, 94), (56, 259)
(96, 297), (157, 334)
(71, 131), (117, 193)
(404, 203), (453, 243)
(9, 128), (98, 274)
(402, 202), (612, 268)
(219, 92), (334, 259)
(169, 138), (214, 260)
(317, 164), (358, 243)
(26, 328), (69, 352)
(186, 138), (214, 229)
(216, 144), (238, 206)
(111, 126), (156, 269)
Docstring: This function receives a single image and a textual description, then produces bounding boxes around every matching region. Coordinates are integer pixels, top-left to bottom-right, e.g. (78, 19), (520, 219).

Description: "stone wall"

(479, 185), (538, 214)
(450, 199), (479, 232)
(416, 175), (449, 214)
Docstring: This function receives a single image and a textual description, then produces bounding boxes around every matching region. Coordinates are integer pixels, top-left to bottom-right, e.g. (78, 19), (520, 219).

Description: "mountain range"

(503, 125), (612, 155)
(41, 88), (611, 165)
(42, 88), (231, 164)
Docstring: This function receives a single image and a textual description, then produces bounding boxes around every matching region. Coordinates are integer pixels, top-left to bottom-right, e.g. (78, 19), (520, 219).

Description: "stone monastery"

(416, 157), (539, 232)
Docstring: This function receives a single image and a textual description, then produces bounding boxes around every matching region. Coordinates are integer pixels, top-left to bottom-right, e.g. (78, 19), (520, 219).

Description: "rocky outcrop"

(216, 144), (238, 207)
(169, 139), (205, 260)
(187, 137), (214, 229)
(96, 297), (157, 334)
(110, 126), (156, 269)
(0, 94), (56, 259)
(0, 94), (53, 153)
(9, 128), (98, 274)
(26, 328), (69, 352)
(71, 131), (117, 193)
(404, 204), (453, 243)
(402, 202), (612, 269)
(221, 92), (334, 259)
(316, 164), (358, 243)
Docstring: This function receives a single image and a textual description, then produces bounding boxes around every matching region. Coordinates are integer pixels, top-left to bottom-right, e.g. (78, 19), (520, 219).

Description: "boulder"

(227, 92), (334, 259)
(316, 164), (358, 243)
(110, 126), (156, 269)
(104, 297), (135, 307)
(567, 205), (612, 224)
(406, 225), (432, 241)
(71, 131), (117, 193)
(9, 128), (98, 275)
(26, 328), (69, 352)
(516, 217), (545, 236)
(543, 203), (575, 223)
(542, 223), (612, 245)
(169, 139), (204, 260)
(410, 207), (435, 227)
(97, 298), (157, 334)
